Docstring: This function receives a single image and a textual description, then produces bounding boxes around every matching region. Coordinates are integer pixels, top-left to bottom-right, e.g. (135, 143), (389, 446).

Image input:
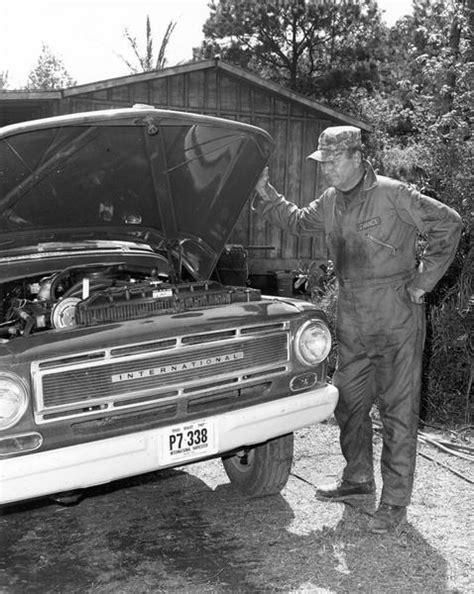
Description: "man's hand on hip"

(407, 287), (426, 304)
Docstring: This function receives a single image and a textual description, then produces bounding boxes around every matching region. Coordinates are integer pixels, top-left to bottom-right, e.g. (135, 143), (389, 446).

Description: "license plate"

(160, 420), (218, 465)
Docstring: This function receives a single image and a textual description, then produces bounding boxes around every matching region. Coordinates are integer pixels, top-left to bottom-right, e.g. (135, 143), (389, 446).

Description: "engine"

(0, 263), (161, 338)
(0, 263), (261, 339)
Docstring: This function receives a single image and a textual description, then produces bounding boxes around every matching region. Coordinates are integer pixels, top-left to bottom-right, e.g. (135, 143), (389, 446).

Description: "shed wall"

(7, 66), (340, 274)
(63, 67), (338, 276)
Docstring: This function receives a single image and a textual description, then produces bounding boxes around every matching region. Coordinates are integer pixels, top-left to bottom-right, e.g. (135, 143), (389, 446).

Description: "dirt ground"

(1, 421), (472, 593)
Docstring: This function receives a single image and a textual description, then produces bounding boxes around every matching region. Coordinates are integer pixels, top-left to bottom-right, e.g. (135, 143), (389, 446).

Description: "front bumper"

(0, 384), (338, 505)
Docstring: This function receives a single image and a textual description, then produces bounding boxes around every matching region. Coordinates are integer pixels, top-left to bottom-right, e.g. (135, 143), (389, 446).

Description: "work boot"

(368, 503), (407, 533)
(315, 479), (375, 501)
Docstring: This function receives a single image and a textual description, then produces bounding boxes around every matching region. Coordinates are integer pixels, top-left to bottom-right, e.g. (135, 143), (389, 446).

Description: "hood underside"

(0, 107), (273, 280)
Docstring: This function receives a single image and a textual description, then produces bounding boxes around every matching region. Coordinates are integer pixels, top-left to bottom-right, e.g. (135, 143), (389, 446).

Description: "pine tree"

(194, 0), (387, 96)
(26, 44), (75, 90)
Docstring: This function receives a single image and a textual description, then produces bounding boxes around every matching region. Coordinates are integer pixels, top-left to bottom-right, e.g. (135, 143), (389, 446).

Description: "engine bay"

(0, 262), (261, 340)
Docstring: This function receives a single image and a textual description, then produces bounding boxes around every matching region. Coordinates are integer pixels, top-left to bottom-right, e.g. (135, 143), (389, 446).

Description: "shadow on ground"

(0, 465), (449, 593)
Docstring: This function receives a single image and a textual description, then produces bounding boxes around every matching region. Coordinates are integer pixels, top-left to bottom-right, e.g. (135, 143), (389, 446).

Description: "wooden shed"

(0, 59), (371, 286)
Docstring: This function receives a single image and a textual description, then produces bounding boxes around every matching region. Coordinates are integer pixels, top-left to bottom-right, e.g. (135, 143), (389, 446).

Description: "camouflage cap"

(307, 126), (362, 162)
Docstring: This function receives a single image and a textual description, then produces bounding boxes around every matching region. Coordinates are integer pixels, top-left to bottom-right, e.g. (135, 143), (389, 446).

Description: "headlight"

(0, 373), (29, 430)
(294, 320), (332, 366)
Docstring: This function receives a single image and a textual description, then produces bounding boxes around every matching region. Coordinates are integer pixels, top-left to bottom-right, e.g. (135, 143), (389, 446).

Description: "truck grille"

(32, 322), (290, 423)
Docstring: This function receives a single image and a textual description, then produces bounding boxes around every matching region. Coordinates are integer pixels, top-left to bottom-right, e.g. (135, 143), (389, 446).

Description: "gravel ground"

(1, 421), (472, 593)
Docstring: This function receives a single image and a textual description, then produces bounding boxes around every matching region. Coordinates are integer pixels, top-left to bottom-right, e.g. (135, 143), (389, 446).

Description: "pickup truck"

(0, 106), (338, 505)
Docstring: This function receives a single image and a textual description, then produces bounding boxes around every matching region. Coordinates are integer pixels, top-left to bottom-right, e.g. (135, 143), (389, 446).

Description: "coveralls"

(261, 161), (462, 506)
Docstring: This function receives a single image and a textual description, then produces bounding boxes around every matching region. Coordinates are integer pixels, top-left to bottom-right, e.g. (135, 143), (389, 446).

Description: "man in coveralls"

(255, 126), (462, 533)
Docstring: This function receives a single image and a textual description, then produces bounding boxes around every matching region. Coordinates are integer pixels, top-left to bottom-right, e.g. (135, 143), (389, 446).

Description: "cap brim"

(307, 149), (338, 162)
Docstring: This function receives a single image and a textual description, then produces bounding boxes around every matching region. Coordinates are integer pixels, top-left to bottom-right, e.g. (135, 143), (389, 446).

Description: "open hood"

(0, 107), (273, 280)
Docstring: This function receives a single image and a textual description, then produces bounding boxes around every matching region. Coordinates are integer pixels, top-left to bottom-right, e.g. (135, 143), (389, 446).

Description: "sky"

(1, 0), (415, 89)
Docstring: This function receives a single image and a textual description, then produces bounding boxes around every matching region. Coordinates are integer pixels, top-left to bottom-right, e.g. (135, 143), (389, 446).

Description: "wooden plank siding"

(3, 60), (370, 276)
(63, 66), (351, 274)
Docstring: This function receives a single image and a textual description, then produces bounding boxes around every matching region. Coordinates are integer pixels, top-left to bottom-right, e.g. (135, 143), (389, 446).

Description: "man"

(255, 126), (462, 533)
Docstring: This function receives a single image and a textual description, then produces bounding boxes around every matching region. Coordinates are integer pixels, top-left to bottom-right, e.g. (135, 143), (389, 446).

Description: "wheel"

(222, 433), (294, 497)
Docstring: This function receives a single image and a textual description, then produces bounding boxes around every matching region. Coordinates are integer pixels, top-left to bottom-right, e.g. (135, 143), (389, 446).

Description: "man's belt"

(337, 270), (416, 289)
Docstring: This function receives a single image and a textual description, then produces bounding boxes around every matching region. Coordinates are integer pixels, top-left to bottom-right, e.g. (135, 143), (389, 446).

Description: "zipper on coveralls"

(366, 233), (397, 255)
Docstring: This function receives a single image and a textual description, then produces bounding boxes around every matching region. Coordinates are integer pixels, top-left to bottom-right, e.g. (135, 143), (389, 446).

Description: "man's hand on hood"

(255, 167), (274, 201)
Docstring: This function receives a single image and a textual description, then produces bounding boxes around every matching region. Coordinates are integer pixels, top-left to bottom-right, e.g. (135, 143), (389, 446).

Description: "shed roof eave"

(217, 61), (372, 131)
(32, 58), (370, 132)
(62, 60), (218, 97)
(0, 90), (62, 100)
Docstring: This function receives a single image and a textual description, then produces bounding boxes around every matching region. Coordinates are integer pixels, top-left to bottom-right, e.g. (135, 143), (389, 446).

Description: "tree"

(375, 0), (472, 127)
(332, 0), (472, 424)
(120, 16), (176, 73)
(194, 0), (387, 96)
(0, 71), (8, 90)
(26, 44), (76, 90)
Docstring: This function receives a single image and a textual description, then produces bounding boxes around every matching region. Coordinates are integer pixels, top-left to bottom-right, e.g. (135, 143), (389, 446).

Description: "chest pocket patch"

(357, 217), (381, 232)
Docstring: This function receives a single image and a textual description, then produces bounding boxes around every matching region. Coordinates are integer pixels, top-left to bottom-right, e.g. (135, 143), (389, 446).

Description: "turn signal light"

(0, 432), (42, 456)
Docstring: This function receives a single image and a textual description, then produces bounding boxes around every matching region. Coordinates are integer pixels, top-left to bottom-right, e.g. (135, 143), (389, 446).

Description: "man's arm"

(395, 184), (463, 294)
(255, 167), (326, 236)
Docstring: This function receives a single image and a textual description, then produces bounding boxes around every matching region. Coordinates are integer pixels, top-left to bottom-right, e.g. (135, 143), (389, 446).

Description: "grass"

(1, 423), (472, 593)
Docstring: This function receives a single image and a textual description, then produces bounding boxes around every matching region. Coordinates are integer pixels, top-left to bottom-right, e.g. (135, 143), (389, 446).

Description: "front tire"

(222, 433), (294, 497)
